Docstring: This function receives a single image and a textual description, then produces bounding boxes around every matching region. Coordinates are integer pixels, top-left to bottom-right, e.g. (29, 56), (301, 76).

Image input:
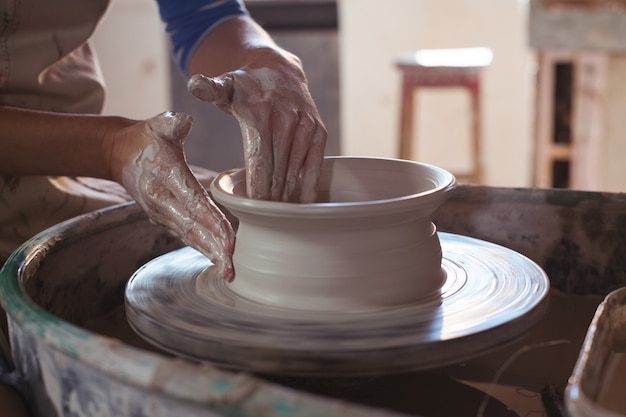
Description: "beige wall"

(338, 0), (535, 187)
(91, 0), (170, 119)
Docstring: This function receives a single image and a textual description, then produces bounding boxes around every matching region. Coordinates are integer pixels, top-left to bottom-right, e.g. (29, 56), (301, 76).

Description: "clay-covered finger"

(280, 113), (312, 200)
(241, 119), (274, 200)
(298, 123), (327, 203)
(151, 201), (234, 280)
(150, 171), (235, 280)
(282, 113), (324, 202)
(187, 73), (235, 114)
(146, 111), (193, 144)
(179, 210), (235, 280)
(269, 108), (299, 200)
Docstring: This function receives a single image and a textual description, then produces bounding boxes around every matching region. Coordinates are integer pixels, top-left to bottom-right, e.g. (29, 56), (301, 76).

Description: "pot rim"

(210, 156), (456, 217)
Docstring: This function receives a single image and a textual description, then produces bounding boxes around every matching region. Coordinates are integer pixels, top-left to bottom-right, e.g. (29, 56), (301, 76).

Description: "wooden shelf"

(533, 50), (608, 189)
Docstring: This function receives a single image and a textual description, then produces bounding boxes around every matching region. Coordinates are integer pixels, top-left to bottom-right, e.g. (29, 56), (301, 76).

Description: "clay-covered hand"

(187, 57), (327, 203)
(110, 111), (235, 280)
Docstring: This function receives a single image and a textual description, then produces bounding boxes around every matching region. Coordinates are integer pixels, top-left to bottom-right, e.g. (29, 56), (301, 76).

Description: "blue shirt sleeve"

(156, 0), (250, 75)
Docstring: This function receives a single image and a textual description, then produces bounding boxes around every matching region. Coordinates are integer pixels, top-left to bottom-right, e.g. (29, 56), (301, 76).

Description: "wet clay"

(210, 157), (455, 311)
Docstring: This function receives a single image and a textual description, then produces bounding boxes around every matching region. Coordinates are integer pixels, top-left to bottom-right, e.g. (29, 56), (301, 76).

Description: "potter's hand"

(111, 112), (235, 280)
(187, 60), (327, 203)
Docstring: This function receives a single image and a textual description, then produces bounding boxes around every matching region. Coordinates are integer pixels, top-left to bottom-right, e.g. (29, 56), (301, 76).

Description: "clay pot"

(210, 157), (455, 311)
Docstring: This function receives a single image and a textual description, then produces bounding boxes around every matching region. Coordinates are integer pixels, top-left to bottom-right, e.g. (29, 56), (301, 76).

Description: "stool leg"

(470, 79), (483, 184)
(399, 77), (416, 160)
(534, 51), (554, 188)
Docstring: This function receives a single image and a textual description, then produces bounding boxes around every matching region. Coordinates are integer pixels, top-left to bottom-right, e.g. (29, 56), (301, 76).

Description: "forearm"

(0, 106), (130, 180)
(188, 16), (302, 77)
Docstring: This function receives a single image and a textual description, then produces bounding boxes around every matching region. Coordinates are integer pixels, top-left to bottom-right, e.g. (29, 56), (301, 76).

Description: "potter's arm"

(0, 106), (124, 178)
(0, 106), (235, 279)
(157, 0), (327, 203)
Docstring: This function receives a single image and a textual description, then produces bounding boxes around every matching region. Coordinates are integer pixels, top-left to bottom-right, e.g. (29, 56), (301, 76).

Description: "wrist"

(98, 116), (137, 184)
(188, 16), (305, 79)
(244, 45), (300, 67)
(244, 46), (307, 81)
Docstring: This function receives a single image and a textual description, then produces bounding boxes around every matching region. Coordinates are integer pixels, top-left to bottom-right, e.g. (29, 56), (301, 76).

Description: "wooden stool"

(396, 47), (492, 183)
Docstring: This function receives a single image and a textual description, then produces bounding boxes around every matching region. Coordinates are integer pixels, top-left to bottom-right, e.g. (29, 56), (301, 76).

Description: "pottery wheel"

(125, 233), (549, 376)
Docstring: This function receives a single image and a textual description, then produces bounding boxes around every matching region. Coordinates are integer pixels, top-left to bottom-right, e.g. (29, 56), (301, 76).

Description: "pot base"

(125, 233), (550, 376)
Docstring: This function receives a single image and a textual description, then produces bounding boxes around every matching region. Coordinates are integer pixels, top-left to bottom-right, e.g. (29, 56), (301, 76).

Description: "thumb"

(188, 73), (234, 114)
(146, 111), (193, 146)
